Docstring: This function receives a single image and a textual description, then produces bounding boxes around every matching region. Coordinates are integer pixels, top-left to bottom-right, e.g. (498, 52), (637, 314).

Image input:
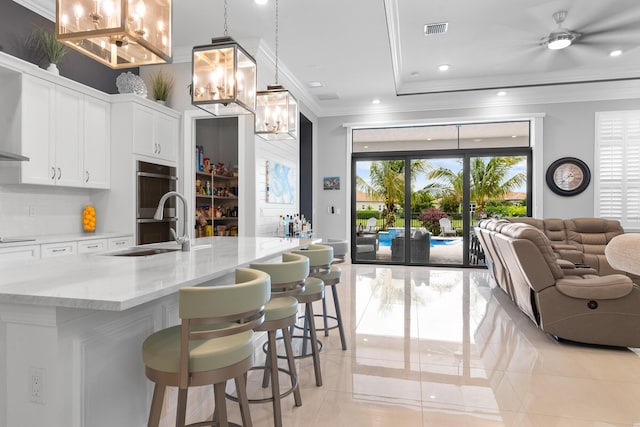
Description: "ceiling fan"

(540, 10), (582, 50)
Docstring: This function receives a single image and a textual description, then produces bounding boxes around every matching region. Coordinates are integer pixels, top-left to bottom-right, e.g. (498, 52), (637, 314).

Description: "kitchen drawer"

(78, 239), (107, 254)
(108, 236), (133, 250)
(0, 245), (41, 263)
(41, 241), (78, 258)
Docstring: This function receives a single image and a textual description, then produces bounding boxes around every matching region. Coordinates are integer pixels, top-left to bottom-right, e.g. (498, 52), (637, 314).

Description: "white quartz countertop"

(0, 237), (315, 311)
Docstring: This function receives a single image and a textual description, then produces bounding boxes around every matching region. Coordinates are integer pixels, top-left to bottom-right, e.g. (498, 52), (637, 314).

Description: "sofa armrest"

(556, 274), (633, 300)
(556, 248), (584, 264)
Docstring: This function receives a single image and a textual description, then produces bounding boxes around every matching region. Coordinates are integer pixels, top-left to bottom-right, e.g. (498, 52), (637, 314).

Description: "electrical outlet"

(29, 367), (45, 404)
(29, 206), (36, 217)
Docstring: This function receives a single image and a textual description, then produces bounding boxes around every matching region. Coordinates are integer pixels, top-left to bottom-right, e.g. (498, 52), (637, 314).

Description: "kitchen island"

(0, 236), (315, 427)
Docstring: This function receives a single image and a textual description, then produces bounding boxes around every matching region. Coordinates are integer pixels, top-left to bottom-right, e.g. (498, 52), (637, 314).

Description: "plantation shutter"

(595, 111), (640, 229)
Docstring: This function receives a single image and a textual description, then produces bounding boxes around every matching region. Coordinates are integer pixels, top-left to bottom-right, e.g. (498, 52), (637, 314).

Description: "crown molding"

(12, 0), (54, 20)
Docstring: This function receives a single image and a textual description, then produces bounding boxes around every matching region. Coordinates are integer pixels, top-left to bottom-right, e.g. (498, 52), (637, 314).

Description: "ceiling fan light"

(547, 33), (572, 50)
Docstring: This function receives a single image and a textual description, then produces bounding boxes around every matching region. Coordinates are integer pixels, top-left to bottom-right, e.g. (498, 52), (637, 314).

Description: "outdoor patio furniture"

(356, 235), (377, 260)
(439, 218), (458, 236)
(366, 217), (379, 232)
(391, 229), (431, 262)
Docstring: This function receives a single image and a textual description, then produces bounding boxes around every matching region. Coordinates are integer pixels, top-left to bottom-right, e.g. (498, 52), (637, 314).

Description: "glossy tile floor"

(225, 264), (640, 426)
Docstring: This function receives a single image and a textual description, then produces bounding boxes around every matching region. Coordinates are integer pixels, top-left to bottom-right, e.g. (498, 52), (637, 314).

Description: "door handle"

(157, 143), (161, 154)
(57, 168), (62, 180)
(51, 167), (56, 180)
(85, 171), (90, 183)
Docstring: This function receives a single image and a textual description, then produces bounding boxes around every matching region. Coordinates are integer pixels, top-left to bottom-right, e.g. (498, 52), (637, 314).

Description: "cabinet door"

(55, 85), (84, 187)
(156, 112), (179, 163)
(20, 75), (55, 185)
(132, 104), (155, 157)
(83, 96), (110, 189)
(0, 245), (40, 263)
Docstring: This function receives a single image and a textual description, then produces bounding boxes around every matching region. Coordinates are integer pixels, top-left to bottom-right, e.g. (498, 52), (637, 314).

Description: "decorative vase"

(46, 63), (59, 75)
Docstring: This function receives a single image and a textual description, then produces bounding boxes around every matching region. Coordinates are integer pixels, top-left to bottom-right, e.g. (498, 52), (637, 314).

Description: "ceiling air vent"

(424, 22), (448, 36)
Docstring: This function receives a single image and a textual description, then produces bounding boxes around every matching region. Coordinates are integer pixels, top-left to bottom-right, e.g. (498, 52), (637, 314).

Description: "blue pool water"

(376, 229), (460, 247)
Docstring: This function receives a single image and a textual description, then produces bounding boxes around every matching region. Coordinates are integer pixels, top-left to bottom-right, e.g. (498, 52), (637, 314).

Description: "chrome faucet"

(154, 191), (191, 251)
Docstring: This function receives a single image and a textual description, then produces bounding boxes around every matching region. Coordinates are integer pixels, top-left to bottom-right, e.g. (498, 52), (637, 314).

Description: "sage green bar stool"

(297, 244), (348, 351)
(142, 268), (271, 427)
(246, 253), (309, 427)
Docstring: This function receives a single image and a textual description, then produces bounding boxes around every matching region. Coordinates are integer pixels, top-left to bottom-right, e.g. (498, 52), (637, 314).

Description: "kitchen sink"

(107, 247), (181, 257)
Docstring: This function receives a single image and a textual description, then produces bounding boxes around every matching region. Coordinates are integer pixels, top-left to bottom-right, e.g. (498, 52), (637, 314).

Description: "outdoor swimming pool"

(377, 229), (462, 247)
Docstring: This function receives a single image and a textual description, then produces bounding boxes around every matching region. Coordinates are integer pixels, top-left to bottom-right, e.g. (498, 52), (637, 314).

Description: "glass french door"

(353, 151), (530, 266)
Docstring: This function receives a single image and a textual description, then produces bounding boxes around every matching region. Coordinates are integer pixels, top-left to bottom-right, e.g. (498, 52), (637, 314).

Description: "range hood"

(0, 150), (29, 161)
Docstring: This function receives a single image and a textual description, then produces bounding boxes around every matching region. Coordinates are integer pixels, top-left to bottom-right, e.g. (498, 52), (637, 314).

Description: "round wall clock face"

(546, 157), (591, 196)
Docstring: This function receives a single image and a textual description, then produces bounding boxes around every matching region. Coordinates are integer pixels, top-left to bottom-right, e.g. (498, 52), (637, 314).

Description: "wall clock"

(546, 157), (591, 196)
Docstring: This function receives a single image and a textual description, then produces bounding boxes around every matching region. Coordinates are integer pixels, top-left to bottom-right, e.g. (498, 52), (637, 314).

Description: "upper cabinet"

(0, 61), (110, 189)
(114, 95), (180, 165)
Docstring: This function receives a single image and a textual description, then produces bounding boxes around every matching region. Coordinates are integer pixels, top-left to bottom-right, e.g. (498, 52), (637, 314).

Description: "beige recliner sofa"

(477, 219), (640, 347)
(506, 217), (624, 275)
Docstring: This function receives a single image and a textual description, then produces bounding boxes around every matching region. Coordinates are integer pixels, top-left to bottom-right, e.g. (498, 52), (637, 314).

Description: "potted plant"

(28, 28), (68, 74)
(150, 70), (174, 104)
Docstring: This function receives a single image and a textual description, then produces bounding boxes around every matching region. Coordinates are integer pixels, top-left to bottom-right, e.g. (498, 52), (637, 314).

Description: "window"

(595, 111), (640, 229)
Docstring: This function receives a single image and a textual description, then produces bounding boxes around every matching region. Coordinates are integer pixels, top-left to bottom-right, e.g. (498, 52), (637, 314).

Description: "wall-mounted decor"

(266, 160), (295, 204)
(323, 176), (340, 190)
(546, 157), (591, 196)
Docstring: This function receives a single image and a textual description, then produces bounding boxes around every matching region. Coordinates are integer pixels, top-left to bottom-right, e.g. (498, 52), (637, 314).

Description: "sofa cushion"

(499, 222), (564, 280)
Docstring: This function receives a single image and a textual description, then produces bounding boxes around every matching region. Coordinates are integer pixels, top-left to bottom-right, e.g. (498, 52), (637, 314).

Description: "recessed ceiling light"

(372, 99), (380, 105)
(426, 138), (432, 141)
(307, 81), (323, 88)
(438, 64), (450, 72)
(512, 135), (517, 138)
(473, 138), (482, 142)
(609, 50), (623, 57)
(363, 145), (369, 149)
(254, 0), (268, 4)
(497, 91), (507, 96)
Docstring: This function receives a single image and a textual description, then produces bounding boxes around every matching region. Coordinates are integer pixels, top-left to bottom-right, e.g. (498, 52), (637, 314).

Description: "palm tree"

(425, 156), (526, 215)
(357, 160), (428, 228)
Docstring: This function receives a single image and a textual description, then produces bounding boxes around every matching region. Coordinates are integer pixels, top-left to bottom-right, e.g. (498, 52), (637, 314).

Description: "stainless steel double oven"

(136, 161), (178, 245)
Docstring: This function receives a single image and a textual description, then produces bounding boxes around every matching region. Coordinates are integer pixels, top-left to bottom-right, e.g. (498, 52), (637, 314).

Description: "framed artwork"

(323, 176), (340, 190)
(266, 160), (295, 204)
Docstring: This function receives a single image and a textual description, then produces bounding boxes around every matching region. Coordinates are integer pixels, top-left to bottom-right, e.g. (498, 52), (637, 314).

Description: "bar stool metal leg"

(331, 285), (347, 350)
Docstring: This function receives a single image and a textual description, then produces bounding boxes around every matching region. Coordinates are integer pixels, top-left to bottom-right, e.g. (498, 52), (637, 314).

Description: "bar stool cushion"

(295, 277), (324, 304)
(264, 296), (299, 322)
(318, 266), (341, 284)
(143, 326), (254, 374)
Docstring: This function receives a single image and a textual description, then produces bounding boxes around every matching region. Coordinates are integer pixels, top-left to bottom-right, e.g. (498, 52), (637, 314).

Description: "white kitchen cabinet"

(108, 236), (133, 250)
(0, 245), (40, 263)
(55, 84), (85, 187)
(0, 72), (110, 189)
(78, 239), (108, 254)
(41, 241), (78, 258)
(20, 74), (56, 185)
(83, 96), (110, 189)
(132, 102), (179, 163)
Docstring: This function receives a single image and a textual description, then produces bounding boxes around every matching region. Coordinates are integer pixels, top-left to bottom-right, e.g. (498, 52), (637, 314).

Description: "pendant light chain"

(275, 0), (279, 84)
(224, 0), (229, 37)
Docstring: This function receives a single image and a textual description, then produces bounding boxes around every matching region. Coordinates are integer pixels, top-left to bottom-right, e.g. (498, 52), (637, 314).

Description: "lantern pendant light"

(191, 0), (257, 116)
(255, 0), (298, 140)
(56, 0), (172, 68)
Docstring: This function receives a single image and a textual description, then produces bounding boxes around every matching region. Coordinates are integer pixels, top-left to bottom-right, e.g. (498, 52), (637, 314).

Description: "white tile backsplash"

(0, 185), (93, 237)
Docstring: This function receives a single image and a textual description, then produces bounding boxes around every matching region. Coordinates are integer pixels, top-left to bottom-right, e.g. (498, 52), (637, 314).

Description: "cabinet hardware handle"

(85, 171), (90, 183)
(51, 167), (56, 180)
(115, 241), (126, 246)
(87, 244), (99, 248)
(52, 248), (66, 253)
(158, 144), (161, 154)
(57, 168), (62, 180)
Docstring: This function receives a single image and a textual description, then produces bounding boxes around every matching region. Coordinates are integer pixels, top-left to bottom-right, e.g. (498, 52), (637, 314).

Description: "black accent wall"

(299, 113), (313, 223)
(0, 1), (138, 94)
